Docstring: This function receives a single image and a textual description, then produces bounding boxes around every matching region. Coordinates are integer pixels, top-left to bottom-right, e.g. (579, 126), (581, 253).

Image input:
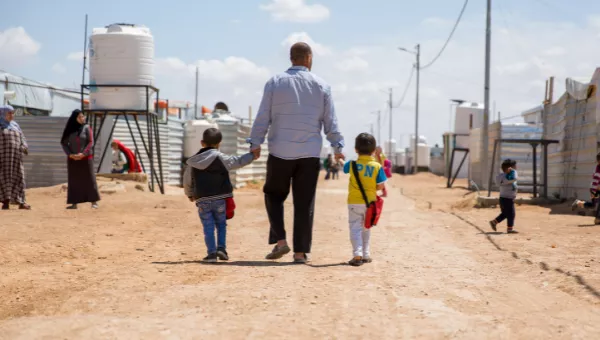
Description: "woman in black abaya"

(60, 109), (100, 209)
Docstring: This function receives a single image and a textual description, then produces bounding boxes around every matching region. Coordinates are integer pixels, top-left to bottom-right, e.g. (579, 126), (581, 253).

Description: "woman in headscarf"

(0, 105), (31, 210)
(110, 139), (142, 174)
(60, 109), (100, 209)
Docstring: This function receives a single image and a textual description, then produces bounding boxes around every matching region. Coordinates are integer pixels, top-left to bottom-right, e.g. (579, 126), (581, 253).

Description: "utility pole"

(371, 110), (381, 143)
(482, 0), (492, 188)
(388, 88), (393, 159)
(414, 44), (421, 174)
(81, 14), (88, 86)
(194, 66), (199, 119)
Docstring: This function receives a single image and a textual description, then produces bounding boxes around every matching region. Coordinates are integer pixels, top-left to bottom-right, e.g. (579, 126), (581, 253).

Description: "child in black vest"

(184, 128), (255, 262)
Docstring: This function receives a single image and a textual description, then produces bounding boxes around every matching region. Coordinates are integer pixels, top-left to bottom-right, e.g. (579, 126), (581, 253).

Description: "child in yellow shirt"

(343, 133), (387, 266)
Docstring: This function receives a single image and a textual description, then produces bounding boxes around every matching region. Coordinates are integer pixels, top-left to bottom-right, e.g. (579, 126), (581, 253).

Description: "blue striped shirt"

(248, 66), (345, 159)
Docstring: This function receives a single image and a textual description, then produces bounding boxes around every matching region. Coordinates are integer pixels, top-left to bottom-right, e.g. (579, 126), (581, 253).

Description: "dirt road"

(1, 174), (600, 339)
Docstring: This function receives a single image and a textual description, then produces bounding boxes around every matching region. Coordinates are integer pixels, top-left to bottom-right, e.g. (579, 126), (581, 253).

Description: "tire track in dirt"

(399, 186), (600, 303)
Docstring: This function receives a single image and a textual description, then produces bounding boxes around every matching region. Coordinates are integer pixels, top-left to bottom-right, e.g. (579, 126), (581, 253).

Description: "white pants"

(348, 205), (371, 258)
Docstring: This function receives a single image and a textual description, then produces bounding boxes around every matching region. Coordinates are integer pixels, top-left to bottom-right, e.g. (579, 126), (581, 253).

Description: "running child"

(343, 133), (387, 266)
(183, 128), (255, 262)
(489, 159), (519, 234)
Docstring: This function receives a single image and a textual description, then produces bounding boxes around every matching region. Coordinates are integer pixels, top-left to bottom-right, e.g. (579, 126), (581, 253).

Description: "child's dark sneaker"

(203, 253), (218, 263)
(362, 257), (373, 264)
(349, 256), (363, 267)
(507, 229), (519, 234)
(489, 220), (497, 231)
(216, 248), (229, 261)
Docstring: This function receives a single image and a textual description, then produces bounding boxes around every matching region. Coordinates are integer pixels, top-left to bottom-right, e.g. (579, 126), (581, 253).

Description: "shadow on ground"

(152, 260), (348, 268)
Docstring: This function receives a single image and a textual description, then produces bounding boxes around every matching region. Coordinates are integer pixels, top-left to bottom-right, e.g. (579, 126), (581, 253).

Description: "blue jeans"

(196, 199), (227, 254)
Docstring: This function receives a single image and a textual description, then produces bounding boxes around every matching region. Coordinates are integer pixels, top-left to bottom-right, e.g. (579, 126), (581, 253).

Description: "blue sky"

(2, 0), (600, 149)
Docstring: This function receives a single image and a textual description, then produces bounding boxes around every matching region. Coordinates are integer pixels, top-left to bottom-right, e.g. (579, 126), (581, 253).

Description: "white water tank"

(183, 119), (218, 158)
(395, 150), (405, 167)
(384, 139), (397, 161)
(454, 102), (484, 135)
(89, 24), (155, 110)
(409, 135), (431, 168)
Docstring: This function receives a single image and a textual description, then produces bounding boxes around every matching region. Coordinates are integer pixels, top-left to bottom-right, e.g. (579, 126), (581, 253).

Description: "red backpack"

(351, 162), (384, 229)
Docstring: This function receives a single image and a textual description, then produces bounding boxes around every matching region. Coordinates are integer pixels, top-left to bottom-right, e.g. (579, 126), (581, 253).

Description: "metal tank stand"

(80, 84), (165, 194)
(487, 138), (559, 198)
(446, 133), (470, 188)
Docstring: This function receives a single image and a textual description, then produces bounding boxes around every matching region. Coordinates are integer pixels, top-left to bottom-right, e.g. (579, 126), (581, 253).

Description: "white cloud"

(193, 57), (270, 82)
(157, 56), (269, 82)
(154, 56), (270, 117)
(336, 56), (369, 72)
(281, 32), (332, 56)
(260, 0), (330, 23)
(67, 51), (84, 61)
(155, 57), (188, 74)
(51, 63), (66, 74)
(0, 27), (41, 66)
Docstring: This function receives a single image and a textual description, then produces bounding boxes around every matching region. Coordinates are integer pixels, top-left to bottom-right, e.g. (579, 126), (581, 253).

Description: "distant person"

(324, 154), (333, 180)
(330, 158), (342, 180)
(110, 139), (142, 174)
(343, 133), (387, 266)
(184, 128), (255, 263)
(572, 152), (600, 224)
(489, 159), (518, 234)
(60, 109), (100, 209)
(0, 105), (31, 210)
(211, 102), (229, 119)
(375, 146), (388, 197)
(248, 42), (345, 263)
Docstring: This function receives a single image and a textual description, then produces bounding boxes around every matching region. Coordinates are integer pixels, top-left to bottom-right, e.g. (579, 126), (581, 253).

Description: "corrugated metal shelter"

(1, 71), (82, 116)
(469, 123), (500, 190)
(544, 76), (598, 199)
(216, 117), (268, 188)
(482, 123), (543, 193)
(109, 116), (183, 185)
(18, 116), (70, 188)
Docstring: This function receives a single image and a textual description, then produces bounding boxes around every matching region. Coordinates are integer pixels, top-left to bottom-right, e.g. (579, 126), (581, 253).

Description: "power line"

(420, 0), (469, 70)
(393, 65), (415, 108)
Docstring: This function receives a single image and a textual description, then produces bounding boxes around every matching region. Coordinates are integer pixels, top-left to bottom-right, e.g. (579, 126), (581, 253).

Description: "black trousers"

(495, 197), (515, 227)
(264, 155), (320, 253)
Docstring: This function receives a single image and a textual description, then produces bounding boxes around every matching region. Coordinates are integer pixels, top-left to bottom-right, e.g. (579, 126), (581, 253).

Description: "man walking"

(248, 42), (345, 263)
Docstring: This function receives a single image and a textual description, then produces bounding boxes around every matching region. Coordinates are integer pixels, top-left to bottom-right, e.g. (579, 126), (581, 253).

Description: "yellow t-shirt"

(344, 155), (388, 205)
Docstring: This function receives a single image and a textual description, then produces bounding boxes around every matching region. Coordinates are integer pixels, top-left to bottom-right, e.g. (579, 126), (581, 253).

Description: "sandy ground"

(1, 173), (600, 339)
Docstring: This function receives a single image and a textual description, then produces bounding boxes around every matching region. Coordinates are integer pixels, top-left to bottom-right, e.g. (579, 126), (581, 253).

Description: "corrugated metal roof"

(17, 116), (69, 188)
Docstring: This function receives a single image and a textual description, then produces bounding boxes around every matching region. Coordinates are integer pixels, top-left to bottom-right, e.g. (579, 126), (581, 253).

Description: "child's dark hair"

(203, 128), (223, 146)
(501, 158), (515, 172)
(596, 152), (600, 162)
(355, 133), (377, 155)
